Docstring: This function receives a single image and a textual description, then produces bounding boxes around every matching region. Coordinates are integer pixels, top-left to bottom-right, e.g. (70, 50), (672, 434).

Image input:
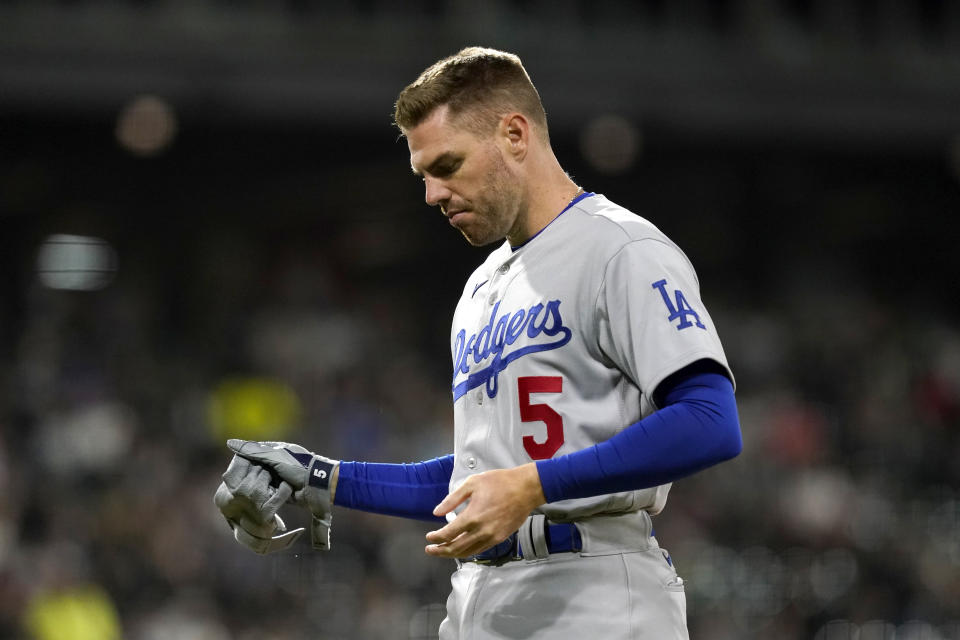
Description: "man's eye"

(437, 162), (460, 177)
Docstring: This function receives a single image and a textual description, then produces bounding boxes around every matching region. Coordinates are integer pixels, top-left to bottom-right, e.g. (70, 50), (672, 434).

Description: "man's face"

(406, 106), (525, 247)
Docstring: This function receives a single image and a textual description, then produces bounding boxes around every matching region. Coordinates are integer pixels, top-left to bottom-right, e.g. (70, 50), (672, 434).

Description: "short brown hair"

(393, 47), (549, 141)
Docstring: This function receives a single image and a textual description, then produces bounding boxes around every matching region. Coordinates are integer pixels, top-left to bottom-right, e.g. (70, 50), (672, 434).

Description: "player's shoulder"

(567, 193), (674, 249)
(564, 194), (699, 277)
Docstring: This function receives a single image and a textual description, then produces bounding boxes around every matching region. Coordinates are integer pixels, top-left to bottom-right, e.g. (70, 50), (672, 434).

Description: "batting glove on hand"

(214, 455), (304, 554)
(227, 439), (339, 551)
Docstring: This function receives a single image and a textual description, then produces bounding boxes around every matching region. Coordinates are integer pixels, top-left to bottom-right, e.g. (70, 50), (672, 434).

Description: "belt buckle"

(470, 534), (520, 566)
(474, 550), (522, 567)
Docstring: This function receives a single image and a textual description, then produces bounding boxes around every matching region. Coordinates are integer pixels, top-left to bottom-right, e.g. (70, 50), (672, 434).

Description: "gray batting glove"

(214, 455), (304, 554)
(227, 439), (339, 551)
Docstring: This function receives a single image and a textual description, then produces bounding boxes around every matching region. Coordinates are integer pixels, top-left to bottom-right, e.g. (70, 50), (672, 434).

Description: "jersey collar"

(510, 191), (595, 252)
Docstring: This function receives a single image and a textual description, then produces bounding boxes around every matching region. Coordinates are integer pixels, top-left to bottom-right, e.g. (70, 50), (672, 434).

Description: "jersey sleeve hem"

(641, 348), (735, 409)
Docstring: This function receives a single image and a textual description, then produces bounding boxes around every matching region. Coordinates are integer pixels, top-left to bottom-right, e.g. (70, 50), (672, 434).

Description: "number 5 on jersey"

(518, 376), (564, 460)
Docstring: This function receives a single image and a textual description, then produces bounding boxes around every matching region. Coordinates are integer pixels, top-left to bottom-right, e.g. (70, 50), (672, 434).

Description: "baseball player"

(215, 47), (742, 639)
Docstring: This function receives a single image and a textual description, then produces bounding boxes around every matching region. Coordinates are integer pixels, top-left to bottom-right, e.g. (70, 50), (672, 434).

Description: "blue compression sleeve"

(334, 455), (453, 523)
(535, 368), (742, 503)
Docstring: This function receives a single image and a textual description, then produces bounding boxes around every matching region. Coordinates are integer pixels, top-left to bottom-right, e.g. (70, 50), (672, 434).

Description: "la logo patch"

(652, 279), (706, 330)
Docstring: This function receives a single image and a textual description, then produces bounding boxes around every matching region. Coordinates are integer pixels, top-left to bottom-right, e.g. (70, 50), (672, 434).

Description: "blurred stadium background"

(2, 1), (960, 639)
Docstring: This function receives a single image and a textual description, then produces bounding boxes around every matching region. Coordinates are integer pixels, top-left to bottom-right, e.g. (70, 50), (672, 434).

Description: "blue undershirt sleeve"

(333, 454), (453, 523)
(535, 365), (742, 503)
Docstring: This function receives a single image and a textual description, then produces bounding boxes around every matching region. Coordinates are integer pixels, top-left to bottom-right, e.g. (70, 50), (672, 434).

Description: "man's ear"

(500, 113), (529, 161)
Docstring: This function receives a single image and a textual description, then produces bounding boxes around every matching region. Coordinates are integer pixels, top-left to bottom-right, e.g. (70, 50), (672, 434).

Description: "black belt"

(462, 520), (583, 567)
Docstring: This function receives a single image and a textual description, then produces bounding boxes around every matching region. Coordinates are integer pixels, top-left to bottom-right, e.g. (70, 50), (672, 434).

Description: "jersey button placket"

(486, 262), (511, 306)
(471, 261), (510, 475)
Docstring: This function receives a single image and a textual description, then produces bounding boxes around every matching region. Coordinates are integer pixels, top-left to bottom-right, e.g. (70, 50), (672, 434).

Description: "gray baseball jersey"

(448, 193), (733, 521)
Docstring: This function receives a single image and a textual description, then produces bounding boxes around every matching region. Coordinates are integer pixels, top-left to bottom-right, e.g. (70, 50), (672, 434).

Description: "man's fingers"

(425, 522), (459, 545)
(235, 466), (273, 507)
(227, 440), (276, 467)
(425, 542), (456, 557)
(226, 438), (250, 454)
(221, 455), (256, 491)
(232, 465), (293, 521)
(424, 515), (494, 558)
(213, 482), (239, 516)
(424, 526), (459, 548)
(262, 481), (294, 516)
(431, 495), (457, 517)
(225, 439), (311, 489)
(432, 482), (471, 517)
(425, 531), (472, 557)
(424, 531), (491, 559)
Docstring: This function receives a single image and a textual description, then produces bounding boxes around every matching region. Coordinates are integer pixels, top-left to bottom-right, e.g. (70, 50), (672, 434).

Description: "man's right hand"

(226, 440), (340, 550)
(214, 455), (304, 554)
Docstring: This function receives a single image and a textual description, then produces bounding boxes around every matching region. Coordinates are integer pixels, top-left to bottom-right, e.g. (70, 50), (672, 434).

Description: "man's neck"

(507, 163), (580, 246)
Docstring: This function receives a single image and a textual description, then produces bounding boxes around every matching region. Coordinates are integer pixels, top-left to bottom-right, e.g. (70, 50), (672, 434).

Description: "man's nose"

(424, 177), (452, 208)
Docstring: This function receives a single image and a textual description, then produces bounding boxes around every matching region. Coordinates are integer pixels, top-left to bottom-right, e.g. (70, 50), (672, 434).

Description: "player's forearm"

(535, 371), (741, 502)
(334, 455), (454, 522)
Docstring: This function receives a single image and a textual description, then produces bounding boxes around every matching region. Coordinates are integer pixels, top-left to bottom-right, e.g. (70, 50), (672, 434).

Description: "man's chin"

(452, 211), (511, 246)
(458, 228), (502, 247)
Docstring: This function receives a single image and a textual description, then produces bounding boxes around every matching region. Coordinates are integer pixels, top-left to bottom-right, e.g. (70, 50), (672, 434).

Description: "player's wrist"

(518, 462), (547, 509)
(329, 463), (340, 503)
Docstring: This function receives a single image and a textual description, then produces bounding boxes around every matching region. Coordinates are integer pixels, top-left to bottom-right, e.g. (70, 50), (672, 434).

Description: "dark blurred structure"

(2, 1), (960, 639)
